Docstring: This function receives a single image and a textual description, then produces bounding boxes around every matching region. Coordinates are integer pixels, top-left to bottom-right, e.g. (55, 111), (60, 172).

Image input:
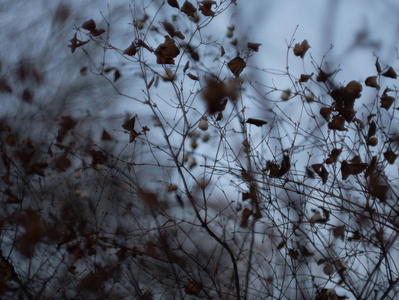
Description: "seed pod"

(198, 117), (208, 131)
(281, 89), (291, 101)
(323, 265), (334, 276)
(368, 137), (378, 146)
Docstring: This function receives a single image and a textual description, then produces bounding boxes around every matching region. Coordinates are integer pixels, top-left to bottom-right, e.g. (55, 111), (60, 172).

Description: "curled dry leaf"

(341, 160), (368, 180)
(82, 19), (96, 32)
(320, 107), (333, 121)
(199, 1), (216, 17)
(369, 175), (389, 202)
(240, 208), (252, 228)
(365, 76), (379, 89)
(380, 94), (395, 110)
(311, 163), (328, 184)
(376, 58), (381, 73)
(328, 115), (347, 131)
(68, 33), (89, 53)
(137, 40), (153, 52)
(227, 56), (246, 77)
(181, 1), (197, 18)
(187, 73), (199, 81)
(309, 211), (323, 223)
(91, 29), (105, 37)
(299, 73), (313, 83)
(367, 120), (376, 138)
(246, 118), (268, 127)
(101, 129), (112, 141)
(185, 44), (199, 61)
(345, 80), (362, 96)
(247, 42), (262, 52)
(81, 19), (105, 36)
(293, 39), (310, 58)
(53, 152), (71, 172)
(167, 0), (179, 9)
(384, 150), (398, 164)
(202, 78), (230, 114)
(122, 116), (136, 131)
(333, 226), (345, 239)
(230, 38), (238, 46)
(114, 69), (121, 82)
(90, 150), (106, 166)
(316, 68), (331, 82)
(6, 134), (16, 147)
(266, 155), (290, 178)
(57, 115), (77, 143)
(122, 116), (142, 143)
(0, 78), (12, 93)
(161, 21), (185, 40)
(154, 36), (180, 64)
(382, 66), (397, 79)
(288, 249), (299, 260)
(162, 21), (175, 36)
(325, 148), (341, 164)
(183, 61), (190, 73)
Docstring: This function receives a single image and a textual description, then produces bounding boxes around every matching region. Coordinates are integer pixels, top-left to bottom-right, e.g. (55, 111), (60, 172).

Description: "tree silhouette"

(1, 1), (399, 299)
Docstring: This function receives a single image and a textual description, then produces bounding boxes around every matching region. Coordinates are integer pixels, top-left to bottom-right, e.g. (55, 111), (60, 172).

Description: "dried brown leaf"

(293, 39), (310, 58)
(333, 226), (345, 239)
(328, 115), (347, 131)
(181, 1), (197, 18)
(187, 73), (199, 81)
(245, 118), (267, 127)
(341, 160), (368, 180)
(154, 36), (180, 64)
(57, 115), (77, 143)
(240, 208), (252, 228)
(384, 150), (398, 164)
(6, 134), (16, 147)
(311, 163), (328, 184)
(369, 175), (389, 202)
(0, 78), (12, 93)
(345, 80), (362, 96)
(367, 121), (376, 138)
(183, 61), (190, 73)
(380, 94), (395, 110)
(299, 73), (313, 83)
(123, 42), (137, 56)
(382, 66), (397, 79)
(316, 68), (330, 82)
(365, 76), (379, 89)
(199, 1), (216, 17)
(82, 19), (96, 32)
(122, 116), (136, 131)
(227, 56), (246, 77)
(288, 249), (299, 260)
(247, 42), (262, 52)
(320, 107), (333, 122)
(90, 150), (106, 166)
(167, 0), (179, 9)
(376, 58), (381, 73)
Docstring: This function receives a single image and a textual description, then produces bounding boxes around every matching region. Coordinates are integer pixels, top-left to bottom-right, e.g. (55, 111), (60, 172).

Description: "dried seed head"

(198, 117), (209, 131)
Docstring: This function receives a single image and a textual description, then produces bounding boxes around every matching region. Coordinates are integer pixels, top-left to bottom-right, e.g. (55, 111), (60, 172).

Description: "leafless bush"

(1, 1), (399, 299)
